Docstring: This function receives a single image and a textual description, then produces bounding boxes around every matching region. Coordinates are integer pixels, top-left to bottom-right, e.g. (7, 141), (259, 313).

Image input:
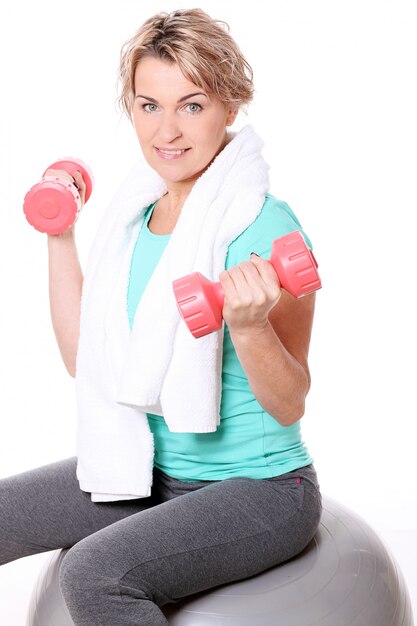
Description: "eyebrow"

(135, 92), (208, 103)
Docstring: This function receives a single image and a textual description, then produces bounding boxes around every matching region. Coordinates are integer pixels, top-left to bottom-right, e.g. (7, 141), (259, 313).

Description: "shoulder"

(226, 193), (313, 268)
(258, 193), (307, 233)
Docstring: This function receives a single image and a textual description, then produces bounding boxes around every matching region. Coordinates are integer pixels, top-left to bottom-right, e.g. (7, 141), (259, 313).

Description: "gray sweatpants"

(0, 457), (322, 625)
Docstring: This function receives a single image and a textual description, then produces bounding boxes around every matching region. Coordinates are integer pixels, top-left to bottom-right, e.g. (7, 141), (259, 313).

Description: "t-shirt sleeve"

(225, 194), (313, 269)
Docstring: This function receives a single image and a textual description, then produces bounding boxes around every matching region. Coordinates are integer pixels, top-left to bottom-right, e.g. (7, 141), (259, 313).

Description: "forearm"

(47, 230), (83, 377)
(228, 321), (310, 426)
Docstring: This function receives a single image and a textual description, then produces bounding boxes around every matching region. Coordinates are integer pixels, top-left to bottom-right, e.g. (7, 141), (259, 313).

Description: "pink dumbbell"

(172, 230), (322, 339)
(23, 157), (93, 235)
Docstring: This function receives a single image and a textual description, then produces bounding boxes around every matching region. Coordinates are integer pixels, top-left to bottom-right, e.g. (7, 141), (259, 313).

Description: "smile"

(155, 147), (191, 160)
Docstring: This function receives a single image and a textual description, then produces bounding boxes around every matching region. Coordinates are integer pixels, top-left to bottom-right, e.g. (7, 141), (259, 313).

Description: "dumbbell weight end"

(173, 273), (225, 339)
(271, 231), (321, 297)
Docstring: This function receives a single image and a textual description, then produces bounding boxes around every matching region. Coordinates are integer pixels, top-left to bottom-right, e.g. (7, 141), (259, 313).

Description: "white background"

(0, 0), (416, 623)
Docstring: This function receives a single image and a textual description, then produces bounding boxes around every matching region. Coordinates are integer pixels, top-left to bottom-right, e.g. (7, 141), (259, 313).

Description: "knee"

(0, 480), (25, 566)
(59, 545), (82, 598)
(58, 542), (156, 624)
(59, 542), (102, 603)
(59, 537), (127, 603)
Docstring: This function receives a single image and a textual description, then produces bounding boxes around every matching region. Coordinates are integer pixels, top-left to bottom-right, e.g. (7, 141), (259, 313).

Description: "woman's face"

(132, 57), (238, 185)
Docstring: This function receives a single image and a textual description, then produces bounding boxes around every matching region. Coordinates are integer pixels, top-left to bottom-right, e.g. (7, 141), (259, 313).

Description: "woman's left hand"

(218, 253), (282, 334)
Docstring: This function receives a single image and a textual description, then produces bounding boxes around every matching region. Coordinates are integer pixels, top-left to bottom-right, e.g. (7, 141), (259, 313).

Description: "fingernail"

(250, 252), (260, 257)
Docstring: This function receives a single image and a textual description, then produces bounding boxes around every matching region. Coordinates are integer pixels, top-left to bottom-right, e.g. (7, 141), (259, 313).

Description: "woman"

(0, 8), (322, 625)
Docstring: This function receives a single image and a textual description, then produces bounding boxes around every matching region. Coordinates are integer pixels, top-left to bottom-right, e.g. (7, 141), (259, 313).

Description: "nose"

(157, 111), (182, 144)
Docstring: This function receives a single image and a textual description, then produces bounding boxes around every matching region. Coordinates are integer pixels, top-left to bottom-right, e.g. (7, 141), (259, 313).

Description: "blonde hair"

(116, 8), (255, 123)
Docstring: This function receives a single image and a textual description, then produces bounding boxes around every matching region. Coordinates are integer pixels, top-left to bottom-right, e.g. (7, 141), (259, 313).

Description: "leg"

(59, 465), (322, 626)
(0, 457), (157, 566)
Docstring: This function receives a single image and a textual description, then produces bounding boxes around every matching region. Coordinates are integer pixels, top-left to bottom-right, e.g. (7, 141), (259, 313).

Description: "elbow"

(275, 370), (310, 427)
(65, 359), (77, 378)
(277, 401), (306, 427)
(64, 348), (79, 378)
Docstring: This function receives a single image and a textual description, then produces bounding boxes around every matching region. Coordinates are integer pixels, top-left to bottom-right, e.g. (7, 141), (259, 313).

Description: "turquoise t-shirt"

(127, 193), (314, 481)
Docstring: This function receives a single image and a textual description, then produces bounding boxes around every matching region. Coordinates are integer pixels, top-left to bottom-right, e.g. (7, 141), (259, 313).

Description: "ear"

(226, 107), (239, 126)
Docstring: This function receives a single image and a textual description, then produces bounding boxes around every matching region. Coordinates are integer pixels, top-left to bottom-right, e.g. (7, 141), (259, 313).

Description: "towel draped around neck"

(75, 123), (270, 501)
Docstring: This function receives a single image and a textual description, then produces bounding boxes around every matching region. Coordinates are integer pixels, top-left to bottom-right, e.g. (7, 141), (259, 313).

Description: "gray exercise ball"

(26, 496), (414, 626)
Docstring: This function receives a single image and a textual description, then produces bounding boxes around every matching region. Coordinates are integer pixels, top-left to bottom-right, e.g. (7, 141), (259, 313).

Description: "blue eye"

(143, 103), (158, 113)
(141, 102), (203, 114)
(186, 103), (202, 114)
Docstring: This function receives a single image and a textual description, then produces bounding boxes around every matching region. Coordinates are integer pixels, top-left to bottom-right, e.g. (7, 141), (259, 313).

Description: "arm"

(219, 254), (315, 426)
(228, 291), (315, 426)
(47, 229), (83, 378)
(46, 168), (86, 378)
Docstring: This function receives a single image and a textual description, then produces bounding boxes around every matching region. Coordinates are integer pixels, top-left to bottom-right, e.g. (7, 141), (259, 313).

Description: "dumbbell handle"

(173, 230), (321, 339)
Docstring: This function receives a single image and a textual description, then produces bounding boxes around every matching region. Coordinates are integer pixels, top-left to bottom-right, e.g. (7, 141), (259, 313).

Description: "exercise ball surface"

(26, 496), (414, 626)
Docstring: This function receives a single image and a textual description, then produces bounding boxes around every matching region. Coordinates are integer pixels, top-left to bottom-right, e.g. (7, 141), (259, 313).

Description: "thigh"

(0, 456), (156, 565)
(60, 469), (322, 606)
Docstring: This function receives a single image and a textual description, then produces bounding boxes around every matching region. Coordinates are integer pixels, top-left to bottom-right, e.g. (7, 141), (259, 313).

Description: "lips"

(155, 147), (191, 160)
(156, 147), (190, 153)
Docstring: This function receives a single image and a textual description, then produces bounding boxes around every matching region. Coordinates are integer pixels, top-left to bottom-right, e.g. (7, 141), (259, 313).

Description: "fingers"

(44, 168), (67, 178)
(222, 263), (263, 305)
(221, 255), (280, 303)
(218, 254), (282, 332)
(248, 253), (281, 299)
(72, 170), (86, 204)
(44, 168), (86, 204)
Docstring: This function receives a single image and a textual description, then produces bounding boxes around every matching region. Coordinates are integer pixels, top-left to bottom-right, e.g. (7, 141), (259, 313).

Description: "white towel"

(75, 123), (270, 502)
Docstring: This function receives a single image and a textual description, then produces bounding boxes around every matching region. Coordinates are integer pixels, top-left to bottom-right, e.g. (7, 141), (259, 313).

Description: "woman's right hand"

(44, 168), (87, 206)
(44, 168), (87, 237)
